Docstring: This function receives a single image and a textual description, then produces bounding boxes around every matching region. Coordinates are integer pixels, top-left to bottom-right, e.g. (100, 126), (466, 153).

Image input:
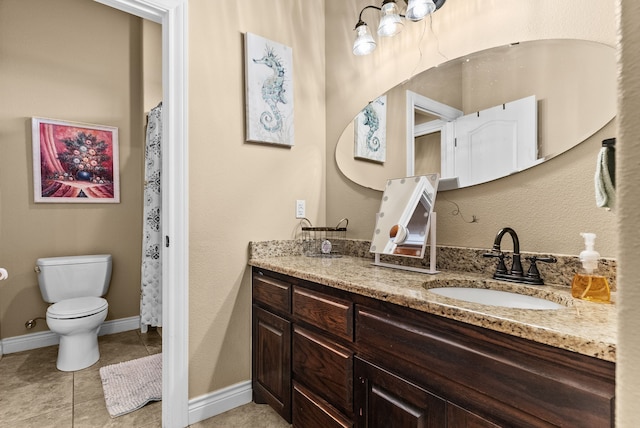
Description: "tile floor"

(190, 402), (291, 428)
(0, 329), (290, 427)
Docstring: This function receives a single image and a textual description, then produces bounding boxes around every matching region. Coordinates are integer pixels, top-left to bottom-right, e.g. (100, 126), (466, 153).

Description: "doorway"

(94, 1), (189, 427)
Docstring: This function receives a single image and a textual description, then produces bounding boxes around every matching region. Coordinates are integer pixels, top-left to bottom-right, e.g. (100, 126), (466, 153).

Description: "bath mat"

(99, 353), (162, 417)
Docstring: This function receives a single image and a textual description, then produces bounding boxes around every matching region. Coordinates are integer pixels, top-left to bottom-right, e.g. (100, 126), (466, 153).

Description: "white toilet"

(35, 254), (112, 371)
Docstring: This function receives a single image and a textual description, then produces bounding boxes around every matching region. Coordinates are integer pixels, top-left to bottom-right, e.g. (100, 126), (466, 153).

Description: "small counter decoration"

(300, 218), (348, 258)
(32, 117), (119, 203)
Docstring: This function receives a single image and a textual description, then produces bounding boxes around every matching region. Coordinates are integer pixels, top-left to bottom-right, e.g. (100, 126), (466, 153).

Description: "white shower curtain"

(140, 102), (163, 332)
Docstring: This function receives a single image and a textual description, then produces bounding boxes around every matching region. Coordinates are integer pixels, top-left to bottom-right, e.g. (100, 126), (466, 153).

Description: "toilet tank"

(36, 254), (112, 303)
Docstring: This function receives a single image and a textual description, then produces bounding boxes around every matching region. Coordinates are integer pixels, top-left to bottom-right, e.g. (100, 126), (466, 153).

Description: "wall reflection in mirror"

(335, 39), (616, 191)
(370, 174), (439, 258)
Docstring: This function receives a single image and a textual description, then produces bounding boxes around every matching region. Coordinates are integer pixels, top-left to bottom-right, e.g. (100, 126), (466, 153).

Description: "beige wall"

(188, 0), (326, 397)
(616, 0), (640, 423)
(0, 0), (148, 339)
(326, 0), (618, 257)
(143, 20), (163, 113)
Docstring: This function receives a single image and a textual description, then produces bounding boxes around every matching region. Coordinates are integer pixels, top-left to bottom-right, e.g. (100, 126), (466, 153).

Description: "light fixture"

(406, 0), (436, 21)
(352, 0), (446, 56)
(353, 21), (377, 56)
(377, 0), (404, 37)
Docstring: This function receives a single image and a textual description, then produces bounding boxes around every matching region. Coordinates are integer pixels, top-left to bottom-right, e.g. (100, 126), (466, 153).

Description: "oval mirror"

(335, 39), (616, 191)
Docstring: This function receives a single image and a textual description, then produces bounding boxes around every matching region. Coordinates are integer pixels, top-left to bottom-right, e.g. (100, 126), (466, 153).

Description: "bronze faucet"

(483, 227), (556, 285)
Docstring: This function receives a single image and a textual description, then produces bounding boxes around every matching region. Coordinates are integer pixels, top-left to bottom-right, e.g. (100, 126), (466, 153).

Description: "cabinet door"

(354, 357), (446, 428)
(252, 305), (292, 423)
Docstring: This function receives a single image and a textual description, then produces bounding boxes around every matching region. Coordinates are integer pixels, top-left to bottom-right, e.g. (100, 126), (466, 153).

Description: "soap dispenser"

(571, 233), (610, 303)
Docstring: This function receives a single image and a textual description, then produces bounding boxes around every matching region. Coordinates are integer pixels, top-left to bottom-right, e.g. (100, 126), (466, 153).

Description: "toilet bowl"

(35, 254), (112, 372)
(46, 297), (108, 371)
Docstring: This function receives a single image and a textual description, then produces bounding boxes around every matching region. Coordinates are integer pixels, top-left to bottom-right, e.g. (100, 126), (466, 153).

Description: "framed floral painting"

(32, 117), (120, 203)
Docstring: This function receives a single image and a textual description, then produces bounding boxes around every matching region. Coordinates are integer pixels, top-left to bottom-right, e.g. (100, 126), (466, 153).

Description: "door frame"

(94, 1), (189, 427)
(405, 90), (462, 177)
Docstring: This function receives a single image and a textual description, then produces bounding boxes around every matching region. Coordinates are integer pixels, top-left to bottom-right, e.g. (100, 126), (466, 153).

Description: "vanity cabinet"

(252, 268), (355, 427)
(291, 284), (355, 427)
(252, 267), (616, 427)
(252, 270), (292, 422)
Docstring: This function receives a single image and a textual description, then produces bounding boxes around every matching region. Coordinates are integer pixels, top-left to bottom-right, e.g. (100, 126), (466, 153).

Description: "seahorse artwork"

(362, 103), (381, 152)
(354, 95), (387, 162)
(245, 33), (294, 146)
(253, 46), (286, 133)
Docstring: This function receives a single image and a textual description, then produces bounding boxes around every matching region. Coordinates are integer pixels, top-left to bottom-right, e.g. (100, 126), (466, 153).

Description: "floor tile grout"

(0, 329), (162, 427)
(1, 327), (289, 427)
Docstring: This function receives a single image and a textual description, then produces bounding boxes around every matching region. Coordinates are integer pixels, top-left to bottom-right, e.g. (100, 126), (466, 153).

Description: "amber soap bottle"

(571, 233), (610, 303)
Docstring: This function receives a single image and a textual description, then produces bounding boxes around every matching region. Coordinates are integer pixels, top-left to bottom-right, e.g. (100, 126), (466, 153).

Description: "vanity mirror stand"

(373, 211), (438, 274)
(370, 174), (440, 275)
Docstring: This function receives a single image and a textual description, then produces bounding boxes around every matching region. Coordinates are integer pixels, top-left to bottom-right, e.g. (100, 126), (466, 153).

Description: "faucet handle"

(526, 255), (557, 264)
(532, 256), (557, 264)
(525, 256), (557, 284)
(483, 252), (508, 274)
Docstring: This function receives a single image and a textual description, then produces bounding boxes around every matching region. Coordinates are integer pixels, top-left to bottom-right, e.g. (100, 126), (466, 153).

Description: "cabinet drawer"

(356, 306), (615, 427)
(293, 326), (353, 416)
(253, 271), (291, 314)
(293, 286), (353, 341)
(293, 381), (352, 428)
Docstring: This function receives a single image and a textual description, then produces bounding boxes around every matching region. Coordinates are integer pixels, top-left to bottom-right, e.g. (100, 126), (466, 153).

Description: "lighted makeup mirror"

(370, 174), (440, 273)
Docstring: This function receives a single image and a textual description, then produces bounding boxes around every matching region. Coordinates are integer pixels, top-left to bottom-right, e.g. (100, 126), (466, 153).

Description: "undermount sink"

(428, 287), (565, 310)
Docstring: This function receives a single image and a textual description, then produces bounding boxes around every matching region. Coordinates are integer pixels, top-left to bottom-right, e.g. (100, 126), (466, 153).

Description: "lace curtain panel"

(140, 103), (162, 331)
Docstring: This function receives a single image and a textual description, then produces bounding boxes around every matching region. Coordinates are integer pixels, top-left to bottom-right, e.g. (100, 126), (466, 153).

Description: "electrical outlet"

(296, 200), (306, 219)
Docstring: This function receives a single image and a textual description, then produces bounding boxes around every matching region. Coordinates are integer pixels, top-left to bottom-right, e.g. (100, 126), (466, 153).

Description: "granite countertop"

(249, 255), (617, 362)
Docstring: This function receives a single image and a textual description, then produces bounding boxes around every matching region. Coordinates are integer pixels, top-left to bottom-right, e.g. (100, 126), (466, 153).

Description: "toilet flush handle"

(34, 265), (41, 274)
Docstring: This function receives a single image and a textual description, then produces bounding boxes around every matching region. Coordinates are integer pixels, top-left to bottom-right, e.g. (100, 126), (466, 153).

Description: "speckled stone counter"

(249, 247), (617, 363)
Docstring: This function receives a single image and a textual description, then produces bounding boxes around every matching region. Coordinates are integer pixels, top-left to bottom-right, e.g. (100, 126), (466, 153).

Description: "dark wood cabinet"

(293, 382), (353, 428)
(252, 267), (616, 428)
(252, 270), (293, 422)
(292, 286), (354, 341)
(293, 326), (353, 416)
(252, 306), (292, 422)
(291, 284), (355, 426)
(447, 404), (501, 428)
(354, 357), (446, 427)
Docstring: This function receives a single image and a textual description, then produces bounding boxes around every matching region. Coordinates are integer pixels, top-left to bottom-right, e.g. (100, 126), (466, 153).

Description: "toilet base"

(56, 326), (101, 371)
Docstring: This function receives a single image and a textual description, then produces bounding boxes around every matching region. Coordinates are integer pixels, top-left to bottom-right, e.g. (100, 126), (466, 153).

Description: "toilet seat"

(47, 297), (108, 319)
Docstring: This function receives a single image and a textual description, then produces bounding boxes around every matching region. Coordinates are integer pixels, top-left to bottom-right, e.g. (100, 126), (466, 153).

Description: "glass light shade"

(377, 1), (404, 37)
(405, 0), (436, 21)
(353, 23), (377, 56)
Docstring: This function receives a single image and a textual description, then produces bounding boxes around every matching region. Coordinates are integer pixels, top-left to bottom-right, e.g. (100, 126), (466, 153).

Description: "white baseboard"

(98, 316), (140, 336)
(0, 316), (140, 354)
(188, 380), (253, 425)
